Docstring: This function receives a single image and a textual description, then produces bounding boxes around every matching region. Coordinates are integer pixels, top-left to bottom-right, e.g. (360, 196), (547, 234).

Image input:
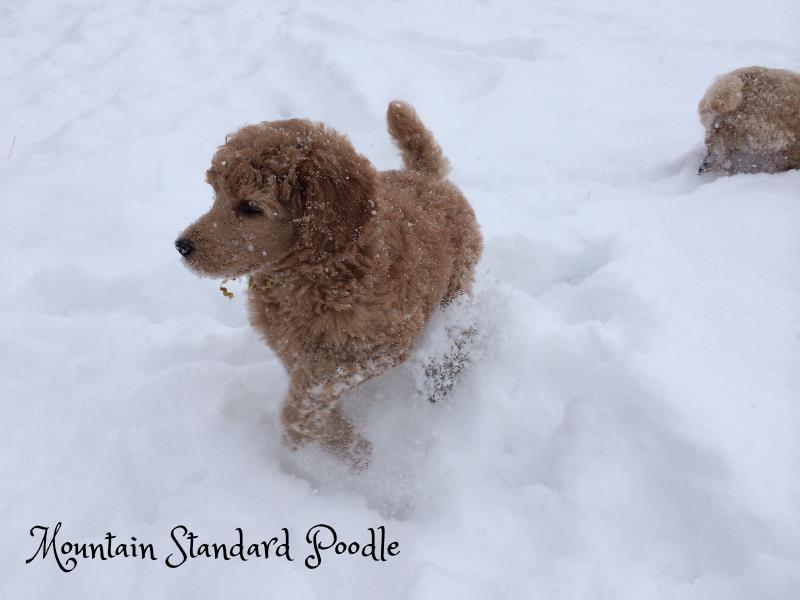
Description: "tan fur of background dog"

(699, 66), (800, 174)
(177, 102), (482, 468)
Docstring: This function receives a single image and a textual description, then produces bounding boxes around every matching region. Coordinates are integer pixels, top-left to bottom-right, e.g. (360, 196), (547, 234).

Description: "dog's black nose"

(175, 238), (194, 257)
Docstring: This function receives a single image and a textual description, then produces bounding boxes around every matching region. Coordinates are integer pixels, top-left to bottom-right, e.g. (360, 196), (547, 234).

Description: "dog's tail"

(387, 101), (450, 179)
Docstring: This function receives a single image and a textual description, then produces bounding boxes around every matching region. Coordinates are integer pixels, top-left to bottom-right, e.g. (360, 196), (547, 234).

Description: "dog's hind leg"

(422, 326), (475, 403)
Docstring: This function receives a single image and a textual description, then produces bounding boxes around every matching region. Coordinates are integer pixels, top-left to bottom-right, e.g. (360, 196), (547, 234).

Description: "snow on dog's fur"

(699, 66), (800, 174)
(176, 102), (482, 469)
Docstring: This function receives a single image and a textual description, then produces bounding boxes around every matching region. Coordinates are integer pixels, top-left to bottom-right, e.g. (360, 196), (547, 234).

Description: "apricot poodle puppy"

(698, 66), (800, 174)
(176, 102), (482, 469)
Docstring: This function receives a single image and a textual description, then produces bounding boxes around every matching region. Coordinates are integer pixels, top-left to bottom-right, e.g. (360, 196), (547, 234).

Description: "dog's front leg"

(280, 365), (373, 470)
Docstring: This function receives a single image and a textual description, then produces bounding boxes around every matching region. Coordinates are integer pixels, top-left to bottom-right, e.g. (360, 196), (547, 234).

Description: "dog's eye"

(237, 200), (263, 216)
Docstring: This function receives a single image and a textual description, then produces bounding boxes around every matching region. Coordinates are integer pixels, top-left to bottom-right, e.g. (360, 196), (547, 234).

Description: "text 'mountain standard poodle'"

(176, 102), (482, 469)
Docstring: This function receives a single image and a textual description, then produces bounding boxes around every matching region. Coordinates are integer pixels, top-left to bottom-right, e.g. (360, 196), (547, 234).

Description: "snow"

(2, 0), (799, 597)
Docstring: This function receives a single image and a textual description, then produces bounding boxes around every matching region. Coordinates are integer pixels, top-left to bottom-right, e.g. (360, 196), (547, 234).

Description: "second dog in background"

(698, 66), (800, 174)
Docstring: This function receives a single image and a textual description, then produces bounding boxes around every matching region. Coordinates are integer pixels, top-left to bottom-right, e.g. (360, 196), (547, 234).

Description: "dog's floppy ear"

(295, 129), (377, 261)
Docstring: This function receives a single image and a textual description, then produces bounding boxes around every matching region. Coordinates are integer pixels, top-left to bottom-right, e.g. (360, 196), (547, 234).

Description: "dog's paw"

(283, 427), (312, 451)
(348, 437), (372, 473)
(327, 434), (372, 472)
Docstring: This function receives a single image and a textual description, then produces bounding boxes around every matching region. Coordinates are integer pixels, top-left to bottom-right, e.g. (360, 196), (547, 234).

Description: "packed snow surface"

(1, 0), (799, 597)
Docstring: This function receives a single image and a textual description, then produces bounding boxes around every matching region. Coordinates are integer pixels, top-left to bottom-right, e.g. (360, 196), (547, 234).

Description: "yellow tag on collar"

(219, 279), (235, 299)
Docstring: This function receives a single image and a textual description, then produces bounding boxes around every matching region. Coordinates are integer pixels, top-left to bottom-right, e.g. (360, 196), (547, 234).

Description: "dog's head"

(176, 119), (377, 278)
